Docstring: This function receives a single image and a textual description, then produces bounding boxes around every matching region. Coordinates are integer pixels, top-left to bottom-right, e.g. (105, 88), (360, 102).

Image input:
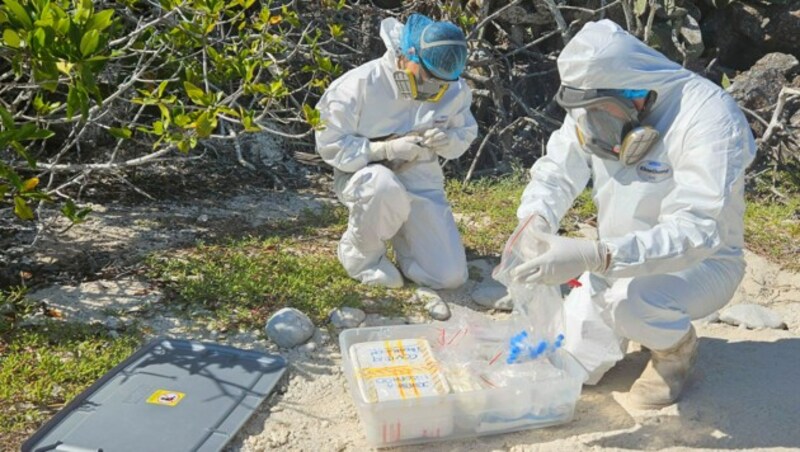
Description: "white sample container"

(340, 324), (583, 448)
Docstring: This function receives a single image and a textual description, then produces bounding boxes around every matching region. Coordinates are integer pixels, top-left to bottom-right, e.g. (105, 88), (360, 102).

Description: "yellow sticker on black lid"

(146, 389), (185, 407)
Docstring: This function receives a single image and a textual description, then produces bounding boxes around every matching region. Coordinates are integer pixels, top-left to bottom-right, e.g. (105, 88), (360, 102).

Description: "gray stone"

(719, 304), (787, 330)
(361, 314), (408, 327)
(329, 307), (366, 329)
(425, 299), (451, 321)
(729, 53), (799, 122)
(471, 282), (512, 311)
(706, 3), (765, 69)
(265, 307), (315, 348)
(766, 4), (800, 57)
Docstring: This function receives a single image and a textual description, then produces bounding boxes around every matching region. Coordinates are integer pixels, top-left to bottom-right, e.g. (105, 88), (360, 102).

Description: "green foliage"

(303, 104), (322, 130)
(60, 198), (91, 223)
(745, 196), (800, 270)
(0, 286), (37, 335)
(0, 322), (141, 443)
(0, 104), (55, 220)
(441, 2), (479, 30)
(1, 0), (351, 222)
(721, 72), (732, 89)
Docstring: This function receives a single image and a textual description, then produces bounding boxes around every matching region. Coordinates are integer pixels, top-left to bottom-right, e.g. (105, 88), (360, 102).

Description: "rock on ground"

(265, 308), (315, 348)
(719, 303), (787, 330)
(729, 52), (799, 136)
(328, 307), (366, 330)
(425, 298), (451, 321)
(471, 281), (512, 311)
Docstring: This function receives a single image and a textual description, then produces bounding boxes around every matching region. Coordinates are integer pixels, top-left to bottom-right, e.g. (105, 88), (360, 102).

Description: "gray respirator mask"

(556, 86), (659, 165)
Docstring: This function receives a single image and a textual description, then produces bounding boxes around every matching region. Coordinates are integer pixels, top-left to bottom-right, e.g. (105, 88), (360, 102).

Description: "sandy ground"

(22, 188), (800, 451)
(226, 250), (800, 452)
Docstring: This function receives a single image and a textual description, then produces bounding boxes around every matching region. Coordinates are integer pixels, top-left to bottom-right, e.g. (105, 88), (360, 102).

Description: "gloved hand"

(368, 136), (426, 162)
(511, 230), (609, 285)
(500, 214), (550, 257)
(495, 214), (552, 284)
(422, 128), (450, 152)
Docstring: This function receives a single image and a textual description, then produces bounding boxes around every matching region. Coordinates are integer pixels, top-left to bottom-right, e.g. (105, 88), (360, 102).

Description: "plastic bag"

(491, 215), (566, 364)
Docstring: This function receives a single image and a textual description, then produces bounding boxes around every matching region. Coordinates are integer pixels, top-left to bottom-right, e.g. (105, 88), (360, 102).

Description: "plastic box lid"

(22, 338), (286, 452)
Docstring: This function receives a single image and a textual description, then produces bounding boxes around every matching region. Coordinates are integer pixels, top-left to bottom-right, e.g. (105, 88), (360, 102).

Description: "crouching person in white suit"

(315, 14), (477, 289)
(509, 20), (756, 409)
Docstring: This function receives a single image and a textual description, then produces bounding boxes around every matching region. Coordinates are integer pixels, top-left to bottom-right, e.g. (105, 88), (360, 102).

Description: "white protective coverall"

(517, 20), (756, 384)
(315, 18), (478, 289)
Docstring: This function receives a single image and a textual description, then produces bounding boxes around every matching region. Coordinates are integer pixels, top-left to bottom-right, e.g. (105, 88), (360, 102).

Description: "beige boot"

(628, 325), (698, 410)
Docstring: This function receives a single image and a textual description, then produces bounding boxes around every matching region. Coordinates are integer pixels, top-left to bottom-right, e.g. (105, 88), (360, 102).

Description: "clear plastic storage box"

(340, 323), (582, 448)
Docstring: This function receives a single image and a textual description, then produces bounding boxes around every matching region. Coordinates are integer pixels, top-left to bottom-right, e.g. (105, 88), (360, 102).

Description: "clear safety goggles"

(393, 62), (451, 103)
(556, 86), (659, 165)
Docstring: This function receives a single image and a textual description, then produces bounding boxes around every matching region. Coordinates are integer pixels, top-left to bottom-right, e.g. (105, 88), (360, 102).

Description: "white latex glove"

(368, 136), (426, 162)
(422, 128), (450, 152)
(511, 230), (608, 285)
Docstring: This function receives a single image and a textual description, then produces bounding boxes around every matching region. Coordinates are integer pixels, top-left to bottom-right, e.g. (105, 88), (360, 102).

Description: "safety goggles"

(556, 86), (659, 165)
(394, 61), (451, 103)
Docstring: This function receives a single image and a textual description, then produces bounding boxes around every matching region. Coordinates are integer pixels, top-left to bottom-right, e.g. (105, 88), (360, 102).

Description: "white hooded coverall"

(517, 20), (757, 383)
(315, 18), (478, 289)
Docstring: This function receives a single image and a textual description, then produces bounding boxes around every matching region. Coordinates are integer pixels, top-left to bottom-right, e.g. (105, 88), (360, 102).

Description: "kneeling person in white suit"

(315, 14), (478, 289)
(509, 20), (756, 409)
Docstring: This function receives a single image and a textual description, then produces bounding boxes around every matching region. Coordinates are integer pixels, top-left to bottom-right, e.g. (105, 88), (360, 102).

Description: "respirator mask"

(393, 67), (450, 102)
(556, 86), (659, 165)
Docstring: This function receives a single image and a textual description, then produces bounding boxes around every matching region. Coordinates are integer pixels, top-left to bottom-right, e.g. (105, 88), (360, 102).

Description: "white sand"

(230, 250), (800, 451)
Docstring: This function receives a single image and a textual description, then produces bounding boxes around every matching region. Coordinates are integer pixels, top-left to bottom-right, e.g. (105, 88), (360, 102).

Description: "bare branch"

(760, 87), (800, 145)
(464, 124), (500, 187)
(538, 0), (572, 45)
(32, 146), (177, 173)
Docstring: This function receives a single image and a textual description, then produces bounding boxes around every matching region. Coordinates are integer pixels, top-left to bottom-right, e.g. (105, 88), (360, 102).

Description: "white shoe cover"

(358, 255), (404, 288)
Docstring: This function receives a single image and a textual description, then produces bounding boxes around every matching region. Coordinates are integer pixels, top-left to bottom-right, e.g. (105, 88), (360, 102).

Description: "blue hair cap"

(400, 13), (468, 81)
(618, 89), (649, 99)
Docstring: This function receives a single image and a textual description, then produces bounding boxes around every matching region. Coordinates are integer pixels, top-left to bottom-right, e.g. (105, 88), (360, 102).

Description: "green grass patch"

(147, 234), (410, 331)
(745, 195), (800, 270)
(447, 175), (597, 256)
(0, 322), (142, 447)
(447, 175), (526, 256)
(1, 286), (38, 336)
